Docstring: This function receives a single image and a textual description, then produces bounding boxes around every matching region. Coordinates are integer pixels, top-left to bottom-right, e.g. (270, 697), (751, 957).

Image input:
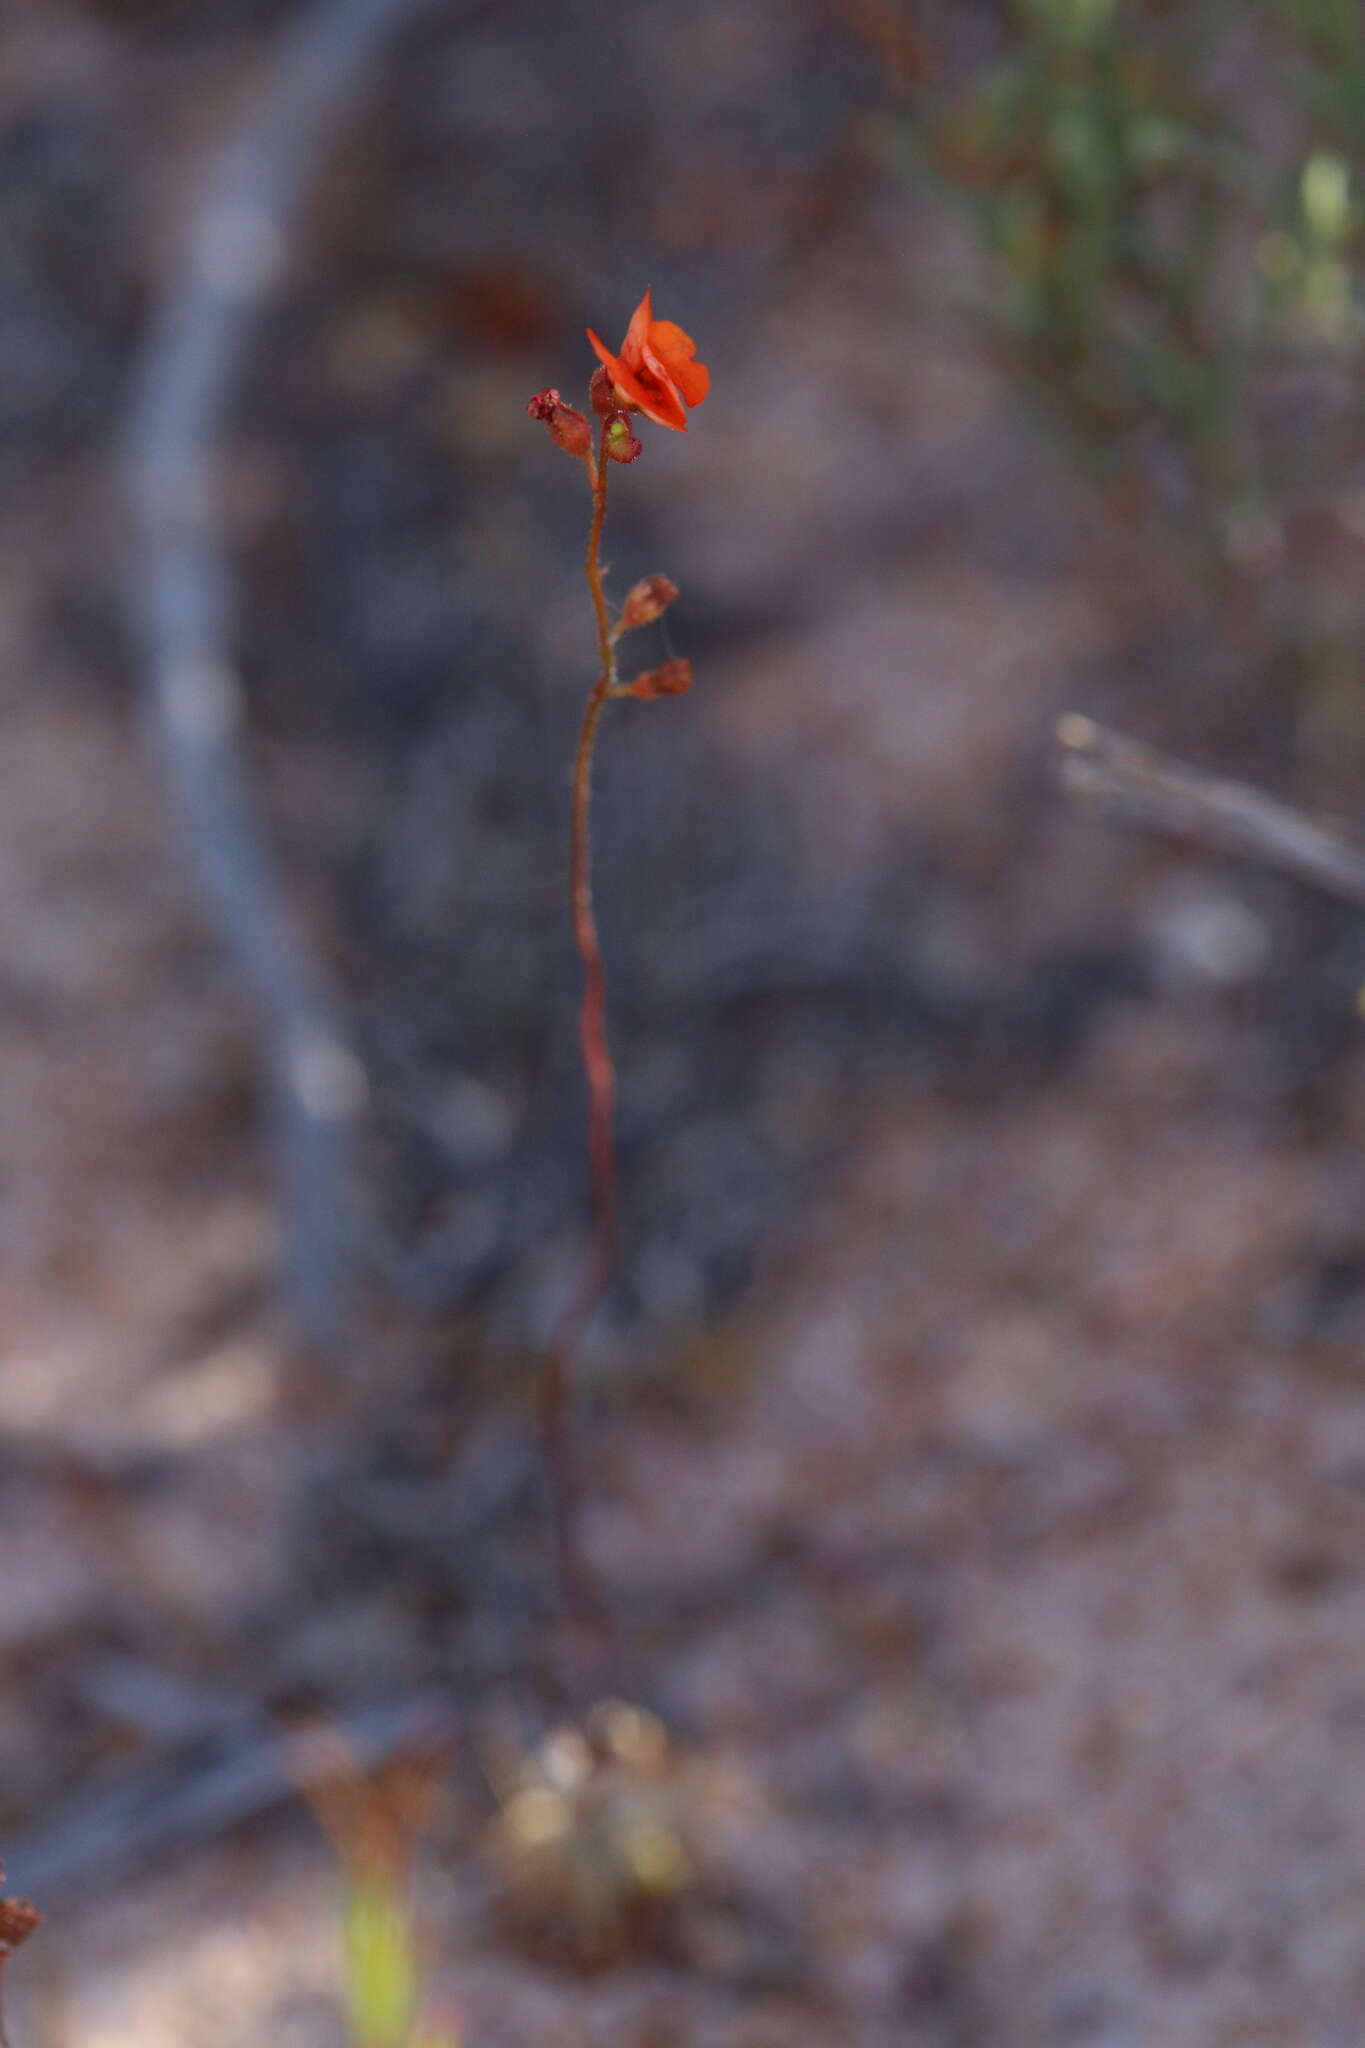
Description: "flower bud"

(603, 413), (643, 464)
(619, 574), (679, 632)
(588, 366), (618, 417)
(625, 657), (693, 700)
(526, 388), (592, 459)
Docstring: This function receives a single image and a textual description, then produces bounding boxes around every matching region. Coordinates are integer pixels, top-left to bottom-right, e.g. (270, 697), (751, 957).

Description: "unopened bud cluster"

(528, 384), (644, 467)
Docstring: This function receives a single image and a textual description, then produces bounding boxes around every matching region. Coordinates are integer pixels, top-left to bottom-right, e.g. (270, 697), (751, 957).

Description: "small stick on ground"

(1058, 713), (1365, 908)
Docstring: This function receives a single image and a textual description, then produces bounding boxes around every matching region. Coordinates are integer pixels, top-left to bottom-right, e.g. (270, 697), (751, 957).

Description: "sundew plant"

(527, 291), (709, 1611)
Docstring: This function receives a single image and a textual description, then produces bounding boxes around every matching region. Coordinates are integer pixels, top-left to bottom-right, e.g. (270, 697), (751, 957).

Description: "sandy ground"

(3, 4), (1365, 2046)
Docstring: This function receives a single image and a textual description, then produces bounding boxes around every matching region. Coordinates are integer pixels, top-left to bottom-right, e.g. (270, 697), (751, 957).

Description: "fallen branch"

(1057, 713), (1365, 908)
(4, 1695), (455, 1904)
(122, 0), (442, 1348)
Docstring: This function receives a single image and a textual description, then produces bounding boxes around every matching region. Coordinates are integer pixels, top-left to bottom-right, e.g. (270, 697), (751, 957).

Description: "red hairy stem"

(539, 420), (621, 1620)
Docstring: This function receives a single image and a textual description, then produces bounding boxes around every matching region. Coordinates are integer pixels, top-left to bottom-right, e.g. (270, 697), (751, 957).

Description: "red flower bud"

(588, 366), (617, 417)
(603, 413), (643, 465)
(619, 574), (679, 632)
(625, 657), (693, 700)
(526, 388), (592, 459)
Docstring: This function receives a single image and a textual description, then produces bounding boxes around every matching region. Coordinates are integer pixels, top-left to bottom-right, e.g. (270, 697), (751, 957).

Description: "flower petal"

(620, 289), (654, 369)
(587, 327), (619, 375)
(646, 320), (710, 407)
(636, 344), (690, 429)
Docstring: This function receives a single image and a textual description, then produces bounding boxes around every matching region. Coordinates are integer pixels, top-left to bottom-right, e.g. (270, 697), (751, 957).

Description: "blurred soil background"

(4, 0), (1365, 2042)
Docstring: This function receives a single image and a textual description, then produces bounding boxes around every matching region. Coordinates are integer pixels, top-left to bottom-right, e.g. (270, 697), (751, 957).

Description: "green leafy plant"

(874, 0), (1365, 725)
(306, 1739), (461, 2048)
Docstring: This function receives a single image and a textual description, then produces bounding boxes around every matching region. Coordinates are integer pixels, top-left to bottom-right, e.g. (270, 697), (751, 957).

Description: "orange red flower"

(587, 290), (710, 432)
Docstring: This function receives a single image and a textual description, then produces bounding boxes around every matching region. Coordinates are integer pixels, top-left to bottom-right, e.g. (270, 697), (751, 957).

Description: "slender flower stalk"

(571, 428), (619, 1276)
(526, 294), (707, 1617)
(539, 422), (619, 1618)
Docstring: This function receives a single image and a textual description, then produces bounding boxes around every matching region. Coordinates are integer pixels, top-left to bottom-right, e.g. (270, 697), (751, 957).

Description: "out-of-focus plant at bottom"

(481, 1701), (694, 1972)
(302, 1733), (461, 2048)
